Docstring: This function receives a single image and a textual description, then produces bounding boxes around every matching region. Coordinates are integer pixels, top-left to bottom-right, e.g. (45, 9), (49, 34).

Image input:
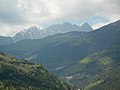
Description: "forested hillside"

(64, 43), (120, 90)
(0, 52), (71, 90)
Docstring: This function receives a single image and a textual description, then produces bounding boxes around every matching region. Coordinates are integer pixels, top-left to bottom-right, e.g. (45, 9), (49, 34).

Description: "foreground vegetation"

(0, 52), (71, 90)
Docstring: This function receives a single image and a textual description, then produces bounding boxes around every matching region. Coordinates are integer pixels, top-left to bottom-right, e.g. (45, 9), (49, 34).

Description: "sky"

(0, 0), (120, 36)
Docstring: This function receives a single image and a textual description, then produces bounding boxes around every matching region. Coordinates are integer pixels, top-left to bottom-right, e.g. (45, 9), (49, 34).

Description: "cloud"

(0, 0), (26, 24)
(0, 24), (22, 36)
(92, 14), (120, 29)
(0, 0), (120, 36)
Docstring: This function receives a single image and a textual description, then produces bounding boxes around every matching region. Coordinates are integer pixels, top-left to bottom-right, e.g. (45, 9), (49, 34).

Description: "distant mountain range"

(0, 22), (93, 46)
(13, 22), (93, 42)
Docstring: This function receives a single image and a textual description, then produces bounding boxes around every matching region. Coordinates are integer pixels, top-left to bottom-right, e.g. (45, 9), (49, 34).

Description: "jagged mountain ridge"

(13, 26), (41, 42)
(13, 22), (93, 42)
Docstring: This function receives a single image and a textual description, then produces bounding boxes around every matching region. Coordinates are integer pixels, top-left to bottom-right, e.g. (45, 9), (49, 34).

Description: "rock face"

(13, 22), (93, 42)
(13, 26), (41, 42)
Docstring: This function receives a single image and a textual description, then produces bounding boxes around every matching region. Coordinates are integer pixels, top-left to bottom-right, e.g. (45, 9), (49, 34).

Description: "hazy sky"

(0, 0), (120, 36)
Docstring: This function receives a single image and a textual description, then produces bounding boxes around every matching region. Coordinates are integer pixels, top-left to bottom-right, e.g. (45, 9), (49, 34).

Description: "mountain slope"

(63, 43), (120, 90)
(0, 52), (71, 90)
